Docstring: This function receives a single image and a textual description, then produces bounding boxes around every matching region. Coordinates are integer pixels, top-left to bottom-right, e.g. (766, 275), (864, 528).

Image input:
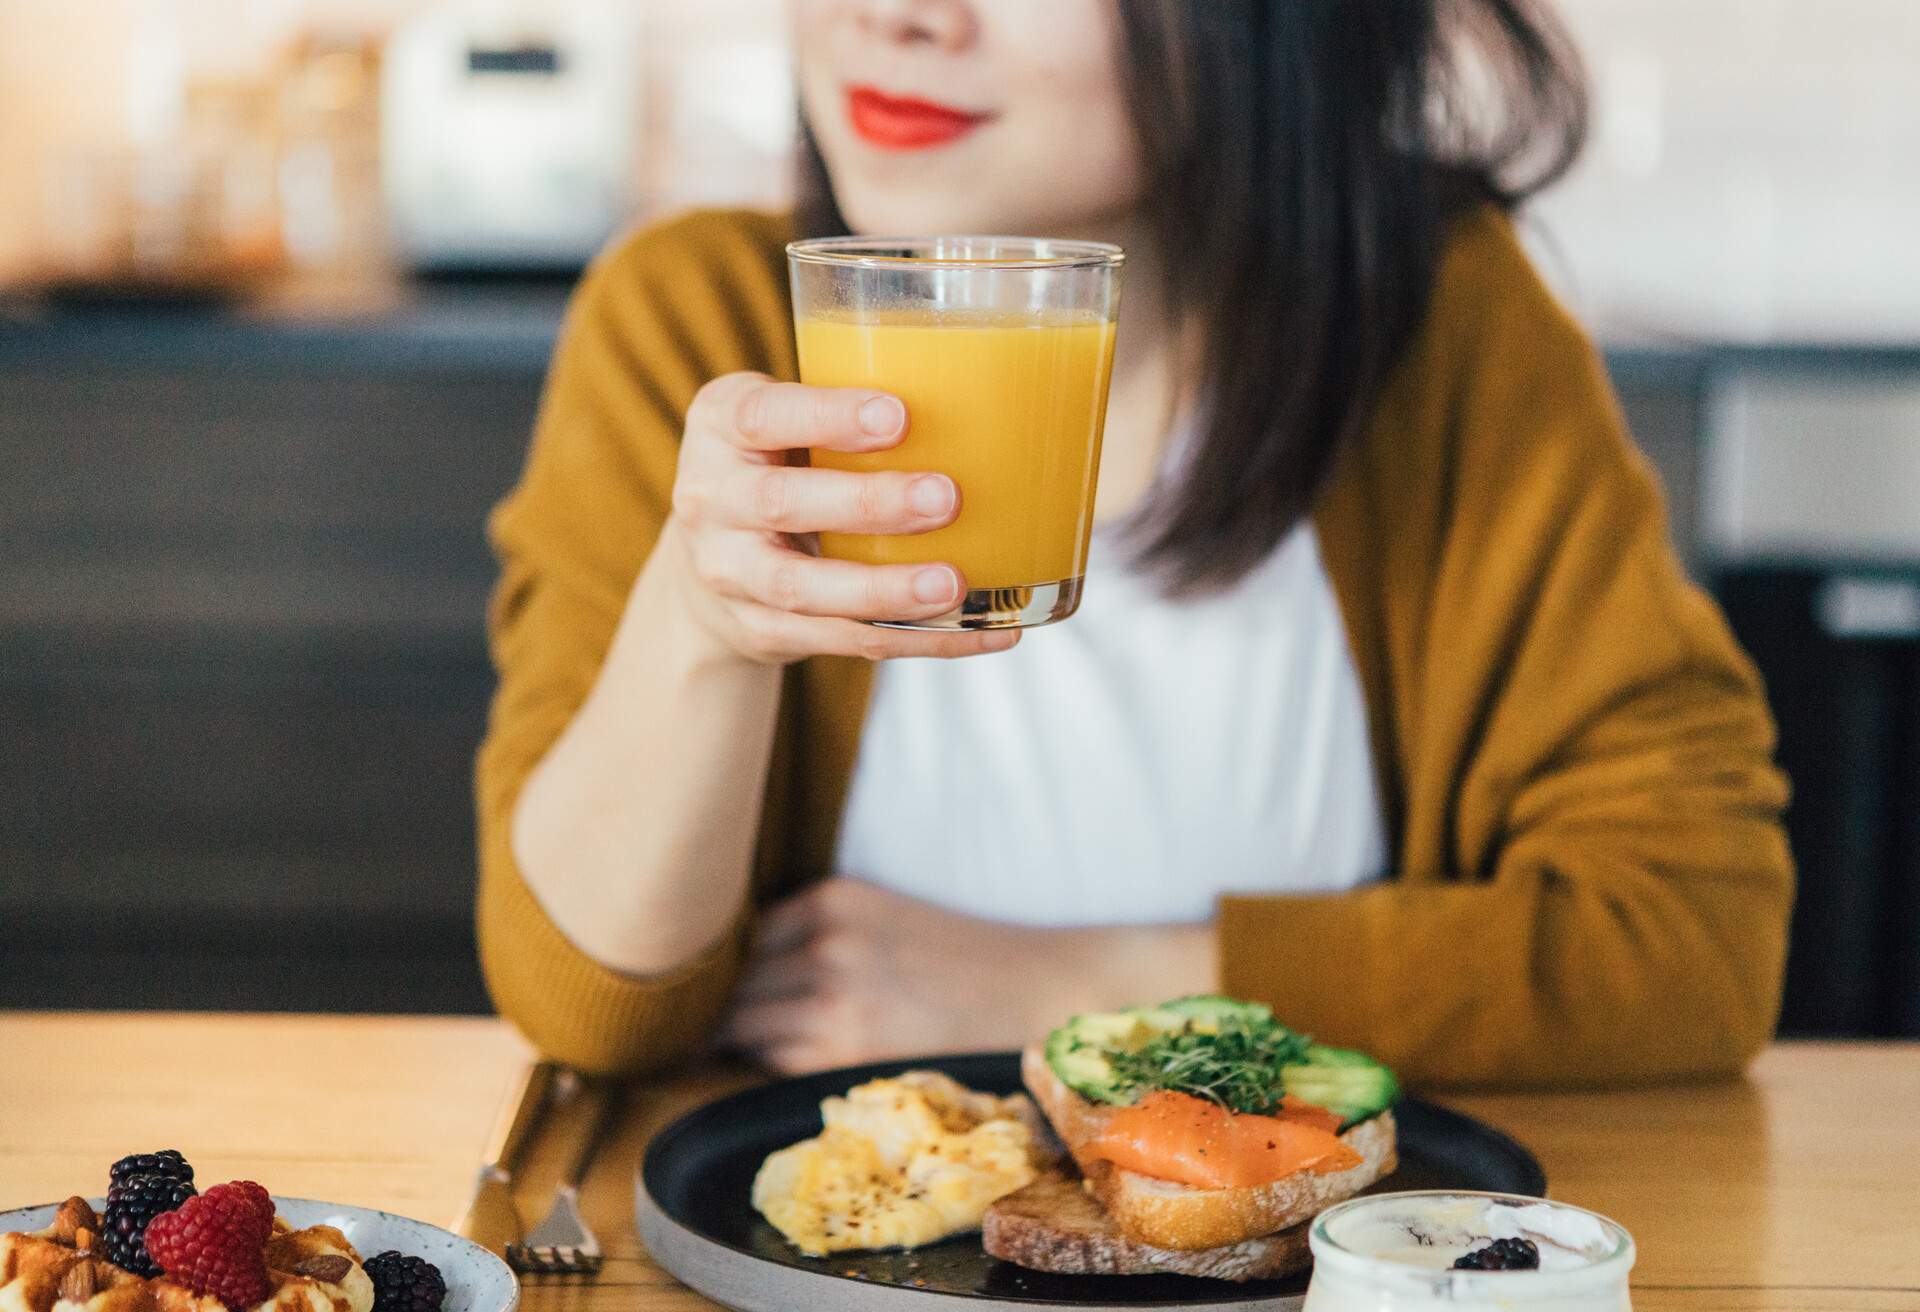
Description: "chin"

(834, 182), (1021, 238)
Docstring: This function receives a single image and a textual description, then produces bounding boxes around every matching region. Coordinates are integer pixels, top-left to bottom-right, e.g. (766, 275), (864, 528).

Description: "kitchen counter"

(7, 281), (1919, 381)
(0, 282), (573, 374)
(2, 1014), (1918, 1310)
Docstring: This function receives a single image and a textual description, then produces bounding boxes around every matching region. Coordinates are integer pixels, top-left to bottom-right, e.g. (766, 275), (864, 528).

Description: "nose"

(854, 0), (978, 50)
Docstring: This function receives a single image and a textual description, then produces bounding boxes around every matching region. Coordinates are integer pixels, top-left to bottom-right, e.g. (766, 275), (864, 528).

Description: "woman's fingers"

(716, 996), (813, 1050)
(735, 605), (1021, 661)
(755, 890), (822, 956)
(685, 537), (1020, 658)
(709, 541), (964, 621)
(669, 372), (1025, 665)
(759, 1045), (830, 1076)
(719, 464), (958, 536)
(693, 374), (907, 454)
(732, 948), (815, 1005)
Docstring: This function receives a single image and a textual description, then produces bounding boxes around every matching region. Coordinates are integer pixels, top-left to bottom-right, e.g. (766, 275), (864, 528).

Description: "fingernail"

(913, 566), (958, 605)
(859, 395), (905, 437)
(911, 476), (956, 517)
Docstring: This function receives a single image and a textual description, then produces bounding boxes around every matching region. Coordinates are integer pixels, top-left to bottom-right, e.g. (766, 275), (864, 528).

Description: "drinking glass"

(787, 235), (1123, 630)
(1305, 1192), (1635, 1312)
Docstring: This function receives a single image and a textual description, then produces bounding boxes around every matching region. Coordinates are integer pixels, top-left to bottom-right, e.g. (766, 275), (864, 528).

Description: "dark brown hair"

(797, 0), (1587, 592)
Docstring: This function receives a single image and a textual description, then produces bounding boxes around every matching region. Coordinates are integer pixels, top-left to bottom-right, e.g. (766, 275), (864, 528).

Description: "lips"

(845, 85), (993, 150)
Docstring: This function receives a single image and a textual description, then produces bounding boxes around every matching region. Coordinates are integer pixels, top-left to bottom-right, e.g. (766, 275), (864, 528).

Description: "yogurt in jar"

(1305, 1191), (1634, 1311)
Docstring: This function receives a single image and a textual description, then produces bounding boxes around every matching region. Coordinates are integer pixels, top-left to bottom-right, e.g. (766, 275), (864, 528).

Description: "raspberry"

(1453, 1237), (1541, 1271)
(143, 1181), (276, 1310)
(363, 1252), (446, 1312)
(102, 1174), (197, 1276)
(109, 1151), (194, 1192)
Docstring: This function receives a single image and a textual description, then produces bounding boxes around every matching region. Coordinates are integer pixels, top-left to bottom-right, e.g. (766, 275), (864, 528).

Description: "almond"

(59, 1258), (102, 1303)
(290, 1256), (353, 1285)
(51, 1198), (98, 1246)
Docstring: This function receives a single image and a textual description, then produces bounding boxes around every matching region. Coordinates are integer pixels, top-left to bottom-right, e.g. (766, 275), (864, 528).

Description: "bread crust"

(1020, 1045), (1398, 1251)
(982, 1169), (1309, 1282)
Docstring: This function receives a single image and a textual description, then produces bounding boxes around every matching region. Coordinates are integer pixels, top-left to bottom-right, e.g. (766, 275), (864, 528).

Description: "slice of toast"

(982, 1169), (1311, 1282)
(1021, 1045), (1398, 1251)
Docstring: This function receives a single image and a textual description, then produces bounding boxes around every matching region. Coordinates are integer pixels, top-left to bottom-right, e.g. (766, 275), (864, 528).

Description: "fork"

(506, 1078), (625, 1276)
(453, 1060), (557, 1254)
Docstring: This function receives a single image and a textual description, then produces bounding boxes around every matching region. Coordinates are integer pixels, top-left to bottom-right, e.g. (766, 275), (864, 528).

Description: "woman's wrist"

(560, 530), (780, 764)
(645, 518), (776, 674)
(1047, 921), (1217, 1021)
(509, 525), (784, 977)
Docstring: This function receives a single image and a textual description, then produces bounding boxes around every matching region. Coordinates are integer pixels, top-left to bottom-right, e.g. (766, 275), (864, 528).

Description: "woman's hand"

(665, 371), (1018, 664)
(716, 878), (1216, 1073)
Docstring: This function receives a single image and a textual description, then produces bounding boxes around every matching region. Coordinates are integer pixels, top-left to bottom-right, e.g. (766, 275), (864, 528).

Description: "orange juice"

(798, 312), (1117, 592)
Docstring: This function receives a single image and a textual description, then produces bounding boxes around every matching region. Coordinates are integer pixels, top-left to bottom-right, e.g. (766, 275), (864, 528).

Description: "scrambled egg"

(752, 1070), (1047, 1256)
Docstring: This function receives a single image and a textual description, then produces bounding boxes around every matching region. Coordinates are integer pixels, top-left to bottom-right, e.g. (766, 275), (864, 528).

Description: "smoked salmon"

(1087, 1091), (1362, 1190)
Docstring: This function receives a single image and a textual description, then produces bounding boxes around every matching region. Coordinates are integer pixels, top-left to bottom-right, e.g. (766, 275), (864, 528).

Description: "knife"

(453, 1060), (558, 1252)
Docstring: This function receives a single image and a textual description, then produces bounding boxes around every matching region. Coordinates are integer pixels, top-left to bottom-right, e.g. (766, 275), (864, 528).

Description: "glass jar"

(1305, 1191), (1635, 1312)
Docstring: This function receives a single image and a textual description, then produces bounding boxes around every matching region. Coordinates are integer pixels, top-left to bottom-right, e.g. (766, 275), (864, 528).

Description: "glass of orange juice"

(787, 235), (1123, 629)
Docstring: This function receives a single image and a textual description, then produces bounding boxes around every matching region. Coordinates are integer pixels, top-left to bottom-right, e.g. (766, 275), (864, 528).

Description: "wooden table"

(2, 1015), (1915, 1310)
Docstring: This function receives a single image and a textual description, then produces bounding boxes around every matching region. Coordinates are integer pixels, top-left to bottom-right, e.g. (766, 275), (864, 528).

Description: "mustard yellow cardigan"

(477, 205), (1793, 1087)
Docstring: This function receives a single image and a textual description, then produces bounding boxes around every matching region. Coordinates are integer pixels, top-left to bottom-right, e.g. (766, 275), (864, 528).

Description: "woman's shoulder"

(1374, 203), (1622, 478)
(1424, 203), (1596, 374)
(593, 206), (796, 287)
(564, 207), (799, 376)
(1323, 203), (1644, 568)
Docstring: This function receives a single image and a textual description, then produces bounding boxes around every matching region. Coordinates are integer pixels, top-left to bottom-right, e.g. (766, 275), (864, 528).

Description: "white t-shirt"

(832, 520), (1386, 926)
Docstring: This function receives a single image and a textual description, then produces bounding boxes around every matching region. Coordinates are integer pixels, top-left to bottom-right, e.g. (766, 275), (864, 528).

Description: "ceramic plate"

(637, 1052), (1545, 1312)
(0, 1197), (517, 1312)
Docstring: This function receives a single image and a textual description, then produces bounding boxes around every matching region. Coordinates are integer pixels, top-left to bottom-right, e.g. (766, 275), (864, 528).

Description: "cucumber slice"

(1282, 1044), (1402, 1128)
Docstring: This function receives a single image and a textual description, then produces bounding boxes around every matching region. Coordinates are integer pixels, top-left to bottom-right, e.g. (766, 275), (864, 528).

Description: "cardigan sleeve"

(475, 211), (789, 1074)
(1220, 213), (1794, 1087)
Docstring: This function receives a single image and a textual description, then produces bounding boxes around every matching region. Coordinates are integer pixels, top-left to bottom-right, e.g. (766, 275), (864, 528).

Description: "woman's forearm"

(510, 522), (784, 976)
(503, 368), (1016, 979)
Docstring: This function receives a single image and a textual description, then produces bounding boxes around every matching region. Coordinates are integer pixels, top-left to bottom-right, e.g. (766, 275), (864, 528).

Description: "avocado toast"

(984, 996), (1400, 1280)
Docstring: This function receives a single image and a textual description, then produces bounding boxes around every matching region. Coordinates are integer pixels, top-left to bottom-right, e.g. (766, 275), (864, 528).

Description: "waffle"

(0, 1200), (374, 1312)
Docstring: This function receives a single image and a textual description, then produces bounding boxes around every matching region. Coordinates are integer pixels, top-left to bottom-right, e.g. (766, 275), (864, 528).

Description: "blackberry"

(109, 1151), (194, 1192)
(364, 1252), (447, 1312)
(101, 1174), (197, 1277)
(1453, 1237), (1541, 1271)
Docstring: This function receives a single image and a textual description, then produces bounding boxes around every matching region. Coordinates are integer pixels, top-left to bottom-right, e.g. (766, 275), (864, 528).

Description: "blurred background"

(1, 0), (1914, 1036)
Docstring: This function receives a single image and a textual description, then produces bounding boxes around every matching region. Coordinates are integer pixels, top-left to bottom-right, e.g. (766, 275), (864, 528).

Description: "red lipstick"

(845, 85), (993, 150)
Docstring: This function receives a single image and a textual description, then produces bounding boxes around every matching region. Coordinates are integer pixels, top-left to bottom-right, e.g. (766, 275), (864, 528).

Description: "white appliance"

(1530, 0), (1920, 344)
(381, 3), (642, 272)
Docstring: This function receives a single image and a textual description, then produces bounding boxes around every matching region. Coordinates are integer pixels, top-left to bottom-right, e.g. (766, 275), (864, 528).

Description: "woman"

(478, 0), (1793, 1087)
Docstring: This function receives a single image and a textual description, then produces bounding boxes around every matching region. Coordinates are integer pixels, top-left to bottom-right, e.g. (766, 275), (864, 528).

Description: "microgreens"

(1102, 1013), (1309, 1114)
